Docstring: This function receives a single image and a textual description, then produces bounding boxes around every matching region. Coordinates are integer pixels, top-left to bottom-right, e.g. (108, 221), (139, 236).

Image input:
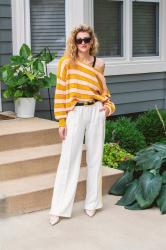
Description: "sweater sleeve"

(102, 87), (116, 116)
(100, 63), (116, 116)
(54, 56), (68, 127)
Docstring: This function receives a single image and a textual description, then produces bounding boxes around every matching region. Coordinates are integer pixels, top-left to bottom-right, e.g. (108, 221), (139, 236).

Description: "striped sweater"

(54, 55), (116, 127)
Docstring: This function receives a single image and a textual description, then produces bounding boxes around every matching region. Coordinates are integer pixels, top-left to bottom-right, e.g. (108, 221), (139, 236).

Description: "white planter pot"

(14, 97), (36, 118)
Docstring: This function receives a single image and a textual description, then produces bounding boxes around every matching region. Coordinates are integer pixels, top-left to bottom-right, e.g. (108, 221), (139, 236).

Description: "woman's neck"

(77, 51), (92, 63)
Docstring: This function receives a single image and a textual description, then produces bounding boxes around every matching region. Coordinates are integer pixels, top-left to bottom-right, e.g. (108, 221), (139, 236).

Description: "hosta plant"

(109, 143), (166, 214)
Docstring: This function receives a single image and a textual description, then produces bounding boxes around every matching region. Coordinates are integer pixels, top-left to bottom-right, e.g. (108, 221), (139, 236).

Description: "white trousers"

(49, 101), (106, 217)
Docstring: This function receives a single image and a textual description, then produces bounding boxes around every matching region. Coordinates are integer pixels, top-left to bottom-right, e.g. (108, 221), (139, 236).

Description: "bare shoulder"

(95, 58), (105, 73)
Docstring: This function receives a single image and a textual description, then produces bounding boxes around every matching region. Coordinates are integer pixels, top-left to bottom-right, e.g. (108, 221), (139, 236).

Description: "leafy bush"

(109, 143), (166, 214)
(135, 109), (166, 145)
(105, 117), (146, 154)
(102, 143), (134, 169)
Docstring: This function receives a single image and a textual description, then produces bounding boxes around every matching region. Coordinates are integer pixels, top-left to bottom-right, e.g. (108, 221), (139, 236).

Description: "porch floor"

(0, 194), (165, 250)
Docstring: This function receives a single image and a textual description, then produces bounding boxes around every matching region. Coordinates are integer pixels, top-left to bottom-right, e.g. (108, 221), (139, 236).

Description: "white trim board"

(48, 59), (166, 76)
(11, 0), (31, 55)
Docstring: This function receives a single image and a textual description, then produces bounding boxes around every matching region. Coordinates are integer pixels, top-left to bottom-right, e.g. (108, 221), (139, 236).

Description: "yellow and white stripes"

(54, 55), (116, 127)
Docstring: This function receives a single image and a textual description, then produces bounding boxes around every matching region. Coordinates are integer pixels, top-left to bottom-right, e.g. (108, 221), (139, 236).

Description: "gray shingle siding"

(0, 0), (12, 112)
(109, 72), (166, 115)
(0, 0), (12, 66)
(34, 72), (166, 120)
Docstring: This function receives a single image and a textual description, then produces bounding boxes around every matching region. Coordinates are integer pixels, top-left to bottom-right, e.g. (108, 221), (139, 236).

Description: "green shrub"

(105, 117), (146, 154)
(102, 143), (134, 169)
(135, 109), (166, 145)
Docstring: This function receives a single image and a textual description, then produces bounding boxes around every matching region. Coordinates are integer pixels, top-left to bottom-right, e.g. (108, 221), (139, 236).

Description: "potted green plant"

(0, 43), (56, 118)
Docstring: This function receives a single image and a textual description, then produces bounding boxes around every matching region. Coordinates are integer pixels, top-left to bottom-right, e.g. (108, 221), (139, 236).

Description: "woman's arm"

(54, 56), (68, 127)
(97, 59), (116, 116)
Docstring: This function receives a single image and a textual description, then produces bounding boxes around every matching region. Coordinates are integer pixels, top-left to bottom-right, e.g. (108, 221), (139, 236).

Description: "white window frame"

(11, 0), (166, 76)
(131, 0), (160, 59)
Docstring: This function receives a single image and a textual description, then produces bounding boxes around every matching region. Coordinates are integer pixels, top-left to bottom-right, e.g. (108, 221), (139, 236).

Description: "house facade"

(0, 0), (166, 120)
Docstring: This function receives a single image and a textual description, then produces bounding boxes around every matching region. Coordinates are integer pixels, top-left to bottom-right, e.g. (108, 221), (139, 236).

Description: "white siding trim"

(11, 0), (31, 55)
(160, 0), (166, 60)
(65, 0), (84, 38)
(65, 0), (94, 37)
(125, 0), (132, 62)
(48, 59), (166, 76)
(84, 0), (94, 27)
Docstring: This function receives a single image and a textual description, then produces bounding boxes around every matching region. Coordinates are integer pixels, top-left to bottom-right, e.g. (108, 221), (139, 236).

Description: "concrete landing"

(0, 194), (165, 250)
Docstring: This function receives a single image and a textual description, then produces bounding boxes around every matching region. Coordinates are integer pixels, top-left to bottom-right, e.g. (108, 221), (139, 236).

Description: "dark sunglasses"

(75, 37), (91, 44)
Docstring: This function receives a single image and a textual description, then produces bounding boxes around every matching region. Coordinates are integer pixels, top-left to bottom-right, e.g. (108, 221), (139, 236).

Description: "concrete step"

(0, 167), (123, 218)
(0, 111), (16, 120)
(0, 144), (87, 181)
(0, 117), (61, 152)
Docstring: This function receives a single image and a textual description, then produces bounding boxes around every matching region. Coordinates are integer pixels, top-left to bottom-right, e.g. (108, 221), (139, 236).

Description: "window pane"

(94, 0), (123, 57)
(133, 2), (159, 57)
(30, 0), (65, 57)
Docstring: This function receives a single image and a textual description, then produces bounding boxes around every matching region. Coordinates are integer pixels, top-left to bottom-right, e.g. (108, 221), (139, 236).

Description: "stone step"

(0, 167), (123, 218)
(0, 144), (87, 181)
(0, 117), (61, 152)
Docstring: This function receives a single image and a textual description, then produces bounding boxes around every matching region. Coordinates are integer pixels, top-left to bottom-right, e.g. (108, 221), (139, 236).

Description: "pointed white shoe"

(49, 215), (60, 225)
(84, 209), (96, 217)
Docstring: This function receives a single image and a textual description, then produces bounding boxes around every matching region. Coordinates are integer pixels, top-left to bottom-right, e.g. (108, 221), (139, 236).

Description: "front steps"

(0, 144), (86, 181)
(0, 117), (123, 218)
(0, 167), (122, 217)
(0, 117), (61, 151)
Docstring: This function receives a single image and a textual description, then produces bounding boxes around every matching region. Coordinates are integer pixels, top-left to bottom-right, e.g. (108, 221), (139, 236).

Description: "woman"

(49, 24), (115, 225)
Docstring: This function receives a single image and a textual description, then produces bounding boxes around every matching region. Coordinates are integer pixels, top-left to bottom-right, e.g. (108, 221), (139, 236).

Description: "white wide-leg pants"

(49, 101), (106, 217)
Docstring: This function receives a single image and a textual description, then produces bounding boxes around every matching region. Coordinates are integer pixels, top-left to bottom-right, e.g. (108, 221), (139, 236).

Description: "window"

(93, 0), (160, 59)
(11, 0), (165, 76)
(94, 0), (123, 57)
(132, 1), (159, 56)
(30, 0), (65, 57)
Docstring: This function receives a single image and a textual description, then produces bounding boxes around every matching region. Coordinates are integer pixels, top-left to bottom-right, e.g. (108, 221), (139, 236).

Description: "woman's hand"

(59, 126), (67, 140)
(99, 106), (110, 117)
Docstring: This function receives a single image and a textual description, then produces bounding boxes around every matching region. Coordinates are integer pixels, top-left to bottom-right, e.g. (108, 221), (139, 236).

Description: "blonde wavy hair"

(64, 24), (99, 63)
